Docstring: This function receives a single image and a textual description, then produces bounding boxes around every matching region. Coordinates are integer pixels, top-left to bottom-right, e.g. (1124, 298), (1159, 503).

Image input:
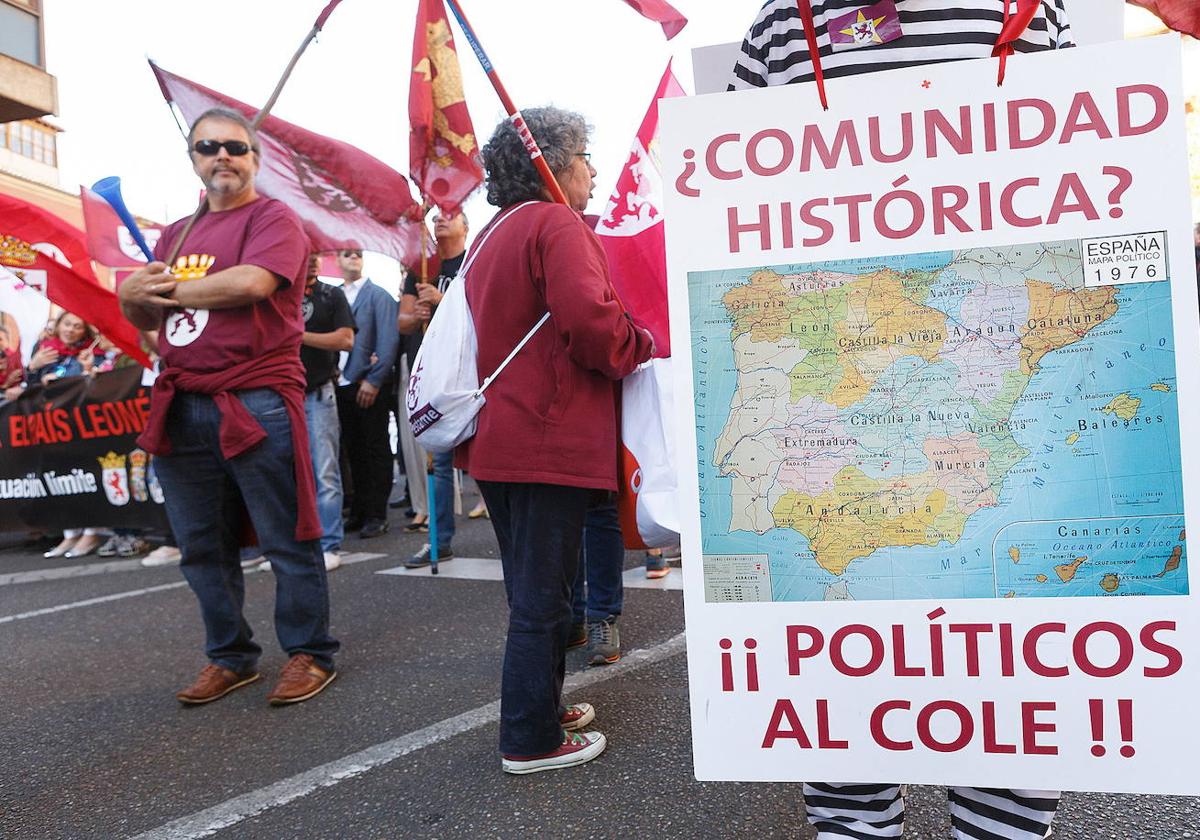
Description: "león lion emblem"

(292, 154), (359, 213)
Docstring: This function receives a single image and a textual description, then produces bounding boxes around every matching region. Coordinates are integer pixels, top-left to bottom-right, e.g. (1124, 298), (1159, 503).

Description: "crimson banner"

(410, 0), (483, 215)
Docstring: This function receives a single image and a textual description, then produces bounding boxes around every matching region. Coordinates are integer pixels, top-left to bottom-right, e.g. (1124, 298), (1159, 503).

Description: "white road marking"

(333, 551), (387, 567)
(131, 632), (688, 840)
(623, 566), (683, 591)
(376, 556), (503, 580)
(0, 581), (190, 625)
(377, 558), (683, 590)
(0, 553), (387, 624)
(0, 557), (147, 586)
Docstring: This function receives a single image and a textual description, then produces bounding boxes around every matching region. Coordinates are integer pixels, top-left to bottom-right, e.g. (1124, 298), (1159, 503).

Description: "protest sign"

(661, 35), (1199, 794)
(0, 366), (168, 531)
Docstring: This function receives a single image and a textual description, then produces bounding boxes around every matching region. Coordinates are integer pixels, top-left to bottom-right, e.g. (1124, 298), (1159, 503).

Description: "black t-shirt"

(300, 280), (356, 391)
(402, 252), (465, 367)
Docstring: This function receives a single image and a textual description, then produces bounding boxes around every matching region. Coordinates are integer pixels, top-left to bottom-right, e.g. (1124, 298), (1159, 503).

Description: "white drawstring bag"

(618, 356), (680, 548)
(406, 202), (547, 454)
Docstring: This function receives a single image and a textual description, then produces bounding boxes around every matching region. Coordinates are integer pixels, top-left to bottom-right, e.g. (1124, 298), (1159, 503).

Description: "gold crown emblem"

(0, 234), (38, 268)
(97, 451), (127, 471)
(172, 253), (217, 282)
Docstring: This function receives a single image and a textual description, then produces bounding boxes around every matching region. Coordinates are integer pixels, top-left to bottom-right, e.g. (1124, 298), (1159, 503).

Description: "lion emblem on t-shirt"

(301, 297), (315, 323)
(164, 308), (209, 347)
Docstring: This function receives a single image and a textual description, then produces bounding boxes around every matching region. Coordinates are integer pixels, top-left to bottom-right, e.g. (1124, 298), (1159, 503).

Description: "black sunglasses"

(192, 139), (255, 157)
(340, 250), (363, 258)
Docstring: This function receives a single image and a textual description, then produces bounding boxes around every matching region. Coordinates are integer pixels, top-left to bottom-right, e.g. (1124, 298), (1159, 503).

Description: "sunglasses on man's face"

(340, 250), (363, 258)
(192, 139), (255, 157)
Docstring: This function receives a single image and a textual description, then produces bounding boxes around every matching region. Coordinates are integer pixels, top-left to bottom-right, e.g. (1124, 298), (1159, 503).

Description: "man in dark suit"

(335, 248), (399, 538)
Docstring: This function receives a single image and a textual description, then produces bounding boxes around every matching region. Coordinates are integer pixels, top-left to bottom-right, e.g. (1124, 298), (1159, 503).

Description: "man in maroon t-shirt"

(119, 107), (338, 707)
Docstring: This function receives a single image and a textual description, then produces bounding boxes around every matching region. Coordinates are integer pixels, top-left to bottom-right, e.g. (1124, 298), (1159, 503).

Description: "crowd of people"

(106, 98), (679, 724)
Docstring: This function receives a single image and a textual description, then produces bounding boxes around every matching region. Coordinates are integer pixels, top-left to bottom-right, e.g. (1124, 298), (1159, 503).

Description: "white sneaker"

(141, 545), (182, 567)
(324, 551), (342, 571)
(256, 559), (272, 572)
(501, 731), (607, 775)
(241, 555), (264, 569)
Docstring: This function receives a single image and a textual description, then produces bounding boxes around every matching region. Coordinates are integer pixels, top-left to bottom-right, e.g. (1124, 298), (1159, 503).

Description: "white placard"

(663, 35), (1199, 794)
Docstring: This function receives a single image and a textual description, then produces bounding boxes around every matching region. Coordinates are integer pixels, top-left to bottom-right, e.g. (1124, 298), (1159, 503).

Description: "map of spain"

(690, 238), (1188, 602)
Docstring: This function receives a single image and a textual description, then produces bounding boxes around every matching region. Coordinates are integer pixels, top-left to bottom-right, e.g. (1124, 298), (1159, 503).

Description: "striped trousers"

(804, 784), (1060, 839)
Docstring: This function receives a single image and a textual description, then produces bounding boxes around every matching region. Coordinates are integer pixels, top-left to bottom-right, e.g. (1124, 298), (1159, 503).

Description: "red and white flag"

(79, 186), (163, 268)
(410, 0), (483, 215)
(0, 193), (150, 367)
(149, 61), (427, 263)
(595, 63), (686, 357)
(1128, 0), (1200, 37)
(619, 0), (688, 40)
(594, 63), (687, 550)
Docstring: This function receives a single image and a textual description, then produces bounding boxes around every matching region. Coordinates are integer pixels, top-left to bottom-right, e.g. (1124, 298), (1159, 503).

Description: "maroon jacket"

(455, 202), (654, 491)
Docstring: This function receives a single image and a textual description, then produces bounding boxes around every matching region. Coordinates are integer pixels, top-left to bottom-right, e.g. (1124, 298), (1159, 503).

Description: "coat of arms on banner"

(98, 451), (131, 507)
(128, 449), (149, 503)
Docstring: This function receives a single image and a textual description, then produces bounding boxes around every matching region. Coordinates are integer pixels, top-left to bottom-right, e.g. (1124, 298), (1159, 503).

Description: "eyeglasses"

(575, 152), (592, 164)
(340, 250), (363, 258)
(192, 139), (255, 157)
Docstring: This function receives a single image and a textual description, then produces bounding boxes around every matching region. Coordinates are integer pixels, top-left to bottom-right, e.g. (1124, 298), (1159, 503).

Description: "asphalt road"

(2, 496), (1198, 840)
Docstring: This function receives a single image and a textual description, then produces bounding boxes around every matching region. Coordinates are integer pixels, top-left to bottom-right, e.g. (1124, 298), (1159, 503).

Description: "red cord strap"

(796, 0), (829, 110)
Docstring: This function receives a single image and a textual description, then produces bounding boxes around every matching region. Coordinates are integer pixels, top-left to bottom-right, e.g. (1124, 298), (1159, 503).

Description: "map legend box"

(703, 554), (772, 602)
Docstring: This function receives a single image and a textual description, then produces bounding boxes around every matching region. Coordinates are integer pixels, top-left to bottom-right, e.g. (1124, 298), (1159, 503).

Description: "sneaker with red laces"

(560, 702), (595, 731)
(175, 663), (259, 705)
(266, 654), (336, 706)
(501, 730), (607, 775)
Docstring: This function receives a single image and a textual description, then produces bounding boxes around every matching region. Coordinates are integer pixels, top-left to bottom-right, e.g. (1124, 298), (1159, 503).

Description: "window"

(0, 2), (41, 66)
(1, 120), (57, 166)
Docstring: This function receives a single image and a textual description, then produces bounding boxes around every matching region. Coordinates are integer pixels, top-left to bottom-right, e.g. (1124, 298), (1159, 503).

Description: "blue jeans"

(572, 501), (624, 623)
(154, 389), (339, 673)
(305, 382), (343, 552)
(479, 480), (591, 757)
(432, 450), (455, 553)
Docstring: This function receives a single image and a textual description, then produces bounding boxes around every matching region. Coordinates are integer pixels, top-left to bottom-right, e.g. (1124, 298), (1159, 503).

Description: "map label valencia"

(661, 36), (1200, 794)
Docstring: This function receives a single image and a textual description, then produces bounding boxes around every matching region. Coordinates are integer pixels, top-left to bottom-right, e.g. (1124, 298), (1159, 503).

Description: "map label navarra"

(691, 237), (1187, 602)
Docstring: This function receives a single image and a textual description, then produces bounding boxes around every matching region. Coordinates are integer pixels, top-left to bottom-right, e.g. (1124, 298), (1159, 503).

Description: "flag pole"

(417, 194), (438, 575)
(164, 0), (347, 265)
(253, 0), (345, 129)
(442, 0), (569, 207)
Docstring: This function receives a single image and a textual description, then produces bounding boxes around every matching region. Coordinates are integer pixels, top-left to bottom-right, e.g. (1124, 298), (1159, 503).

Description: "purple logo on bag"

(407, 359), (423, 412)
(827, 0), (903, 52)
(410, 404), (443, 438)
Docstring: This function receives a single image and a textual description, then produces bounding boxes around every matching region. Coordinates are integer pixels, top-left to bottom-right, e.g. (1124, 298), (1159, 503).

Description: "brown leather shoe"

(176, 664), (260, 705)
(267, 654), (336, 706)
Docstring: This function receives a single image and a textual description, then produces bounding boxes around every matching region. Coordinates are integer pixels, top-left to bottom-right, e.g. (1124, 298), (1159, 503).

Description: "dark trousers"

(155, 390), (339, 672)
(431, 449), (455, 553)
(336, 382), (394, 523)
(572, 501), (625, 623)
(479, 480), (592, 757)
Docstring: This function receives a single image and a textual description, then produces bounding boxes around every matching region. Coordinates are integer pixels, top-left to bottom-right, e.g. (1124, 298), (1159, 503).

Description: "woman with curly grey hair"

(455, 106), (655, 774)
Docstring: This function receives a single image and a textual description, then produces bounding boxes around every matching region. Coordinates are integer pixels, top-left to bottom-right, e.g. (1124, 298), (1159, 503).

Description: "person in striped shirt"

(726, 2), (1073, 839)
(729, 0), (1072, 91)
